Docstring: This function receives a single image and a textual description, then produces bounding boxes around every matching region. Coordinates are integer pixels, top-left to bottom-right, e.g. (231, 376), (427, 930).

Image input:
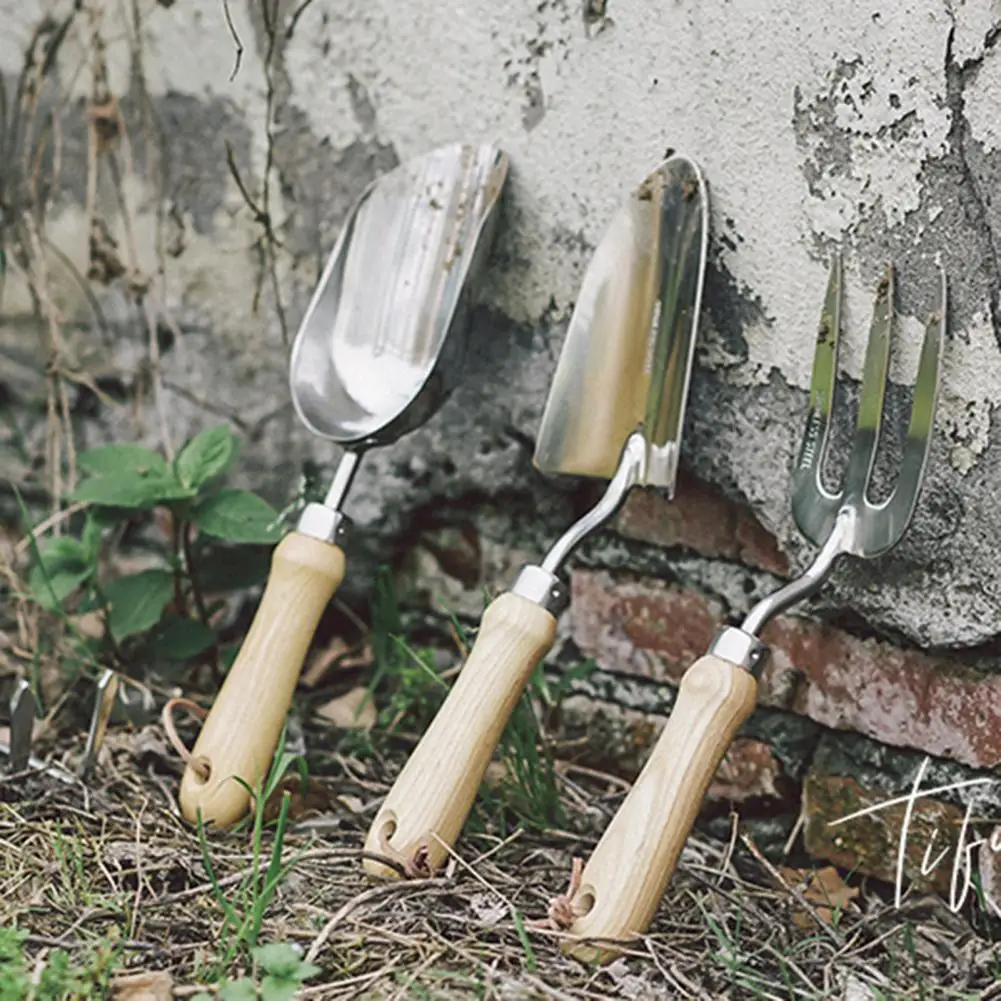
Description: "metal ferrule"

(296, 502), (351, 546)
(510, 564), (570, 617)
(709, 626), (769, 678)
(644, 440), (680, 492)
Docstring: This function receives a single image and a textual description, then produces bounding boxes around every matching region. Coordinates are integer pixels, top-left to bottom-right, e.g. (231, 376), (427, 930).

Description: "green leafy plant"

(192, 942), (319, 1001)
(22, 425), (284, 675)
(0, 925), (120, 1000)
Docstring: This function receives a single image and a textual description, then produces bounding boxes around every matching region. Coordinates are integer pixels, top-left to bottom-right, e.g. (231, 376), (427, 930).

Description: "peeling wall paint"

(966, 39), (1001, 152)
(282, 0), (1000, 439)
(0, 0), (999, 648)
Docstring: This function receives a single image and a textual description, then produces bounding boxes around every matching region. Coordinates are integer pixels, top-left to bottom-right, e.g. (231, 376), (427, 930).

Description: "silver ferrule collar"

(709, 625), (769, 678)
(296, 502), (351, 546)
(510, 564), (569, 617)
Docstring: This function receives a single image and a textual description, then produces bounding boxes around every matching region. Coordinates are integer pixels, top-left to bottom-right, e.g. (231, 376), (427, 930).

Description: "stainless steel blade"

(533, 154), (709, 494)
(8, 679), (35, 773)
(79, 668), (118, 778)
(290, 143), (509, 448)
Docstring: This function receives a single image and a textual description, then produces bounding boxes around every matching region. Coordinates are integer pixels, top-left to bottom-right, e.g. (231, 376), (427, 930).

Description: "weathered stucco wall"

(2, 0), (1001, 878)
(4, 0), (998, 646)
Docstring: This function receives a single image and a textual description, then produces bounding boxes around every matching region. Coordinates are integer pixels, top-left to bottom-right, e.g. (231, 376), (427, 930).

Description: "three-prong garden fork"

(558, 254), (948, 962)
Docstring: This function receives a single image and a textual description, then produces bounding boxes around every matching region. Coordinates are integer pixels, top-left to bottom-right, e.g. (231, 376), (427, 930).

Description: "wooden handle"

(178, 531), (345, 828)
(565, 654), (757, 963)
(363, 592), (557, 878)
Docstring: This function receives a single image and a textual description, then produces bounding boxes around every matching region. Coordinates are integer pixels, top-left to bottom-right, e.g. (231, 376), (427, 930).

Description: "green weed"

(195, 727), (312, 979)
(365, 567), (450, 735)
(363, 568), (596, 834)
(15, 425), (287, 685)
(0, 925), (120, 1000)
(192, 942), (319, 1001)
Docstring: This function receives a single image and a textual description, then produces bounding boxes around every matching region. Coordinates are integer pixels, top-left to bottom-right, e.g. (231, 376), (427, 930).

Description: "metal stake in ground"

(178, 143), (509, 829)
(0, 679), (76, 785)
(563, 255), (947, 963)
(78, 669), (156, 778)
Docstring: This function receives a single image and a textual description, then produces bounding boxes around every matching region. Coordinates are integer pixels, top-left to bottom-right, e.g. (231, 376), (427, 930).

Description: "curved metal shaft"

(740, 511), (853, 637)
(540, 431), (648, 576)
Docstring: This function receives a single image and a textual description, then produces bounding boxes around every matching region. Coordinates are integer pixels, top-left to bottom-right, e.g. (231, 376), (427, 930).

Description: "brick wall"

(554, 475), (1001, 910)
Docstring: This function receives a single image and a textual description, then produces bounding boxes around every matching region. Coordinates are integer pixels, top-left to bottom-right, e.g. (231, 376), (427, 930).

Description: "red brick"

(558, 695), (785, 802)
(708, 738), (784, 803)
(614, 474), (790, 576)
(761, 617), (1001, 770)
(570, 571), (718, 683)
(571, 569), (1001, 770)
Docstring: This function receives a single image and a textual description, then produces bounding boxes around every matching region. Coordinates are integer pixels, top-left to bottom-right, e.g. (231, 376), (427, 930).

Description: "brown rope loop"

(375, 823), (434, 880)
(161, 697), (210, 781)
(531, 856), (586, 930)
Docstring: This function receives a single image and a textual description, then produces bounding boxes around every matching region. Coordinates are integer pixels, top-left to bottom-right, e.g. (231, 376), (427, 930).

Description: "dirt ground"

(4, 696), (1001, 1001)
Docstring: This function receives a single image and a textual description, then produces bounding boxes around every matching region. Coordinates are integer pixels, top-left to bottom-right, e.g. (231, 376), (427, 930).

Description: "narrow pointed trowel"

(363, 153), (710, 879)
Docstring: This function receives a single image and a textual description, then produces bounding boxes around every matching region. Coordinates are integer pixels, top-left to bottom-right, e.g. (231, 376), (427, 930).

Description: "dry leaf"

(111, 971), (172, 1001)
(130, 725), (172, 767)
(70, 610), (105, 639)
(262, 774), (336, 824)
(301, 638), (373, 688)
(301, 636), (351, 688)
(778, 864), (859, 928)
(844, 974), (877, 1001)
(339, 641), (374, 670)
(468, 891), (506, 927)
(336, 794), (365, 814)
(316, 686), (376, 730)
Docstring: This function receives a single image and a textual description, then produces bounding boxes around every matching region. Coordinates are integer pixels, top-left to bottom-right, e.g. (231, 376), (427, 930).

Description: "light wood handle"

(178, 531), (345, 828)
(565, 654), (757, 963)
(363, 592), (557, 878)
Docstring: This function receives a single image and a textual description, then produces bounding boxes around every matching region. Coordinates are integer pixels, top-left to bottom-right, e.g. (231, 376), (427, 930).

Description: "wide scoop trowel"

(179, 143), (509, 828)
(363, 153), (710, 879)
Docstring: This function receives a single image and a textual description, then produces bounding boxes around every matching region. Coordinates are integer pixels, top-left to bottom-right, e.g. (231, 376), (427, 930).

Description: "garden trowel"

(178, 143), (509, 828)
(363, 153), (710, 879)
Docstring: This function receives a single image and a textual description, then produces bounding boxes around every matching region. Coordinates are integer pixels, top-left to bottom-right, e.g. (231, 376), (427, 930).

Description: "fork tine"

(791, 255), (844, 545)
(862, 266), (946, 554)
(841, 264), (893, 503)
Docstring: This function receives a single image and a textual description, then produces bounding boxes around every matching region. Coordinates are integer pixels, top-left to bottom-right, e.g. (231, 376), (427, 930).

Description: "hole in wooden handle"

(377, 814), (398, 848)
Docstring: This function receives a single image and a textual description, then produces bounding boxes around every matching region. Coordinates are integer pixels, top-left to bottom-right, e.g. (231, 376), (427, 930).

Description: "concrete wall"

(2, 0), (1001, 888)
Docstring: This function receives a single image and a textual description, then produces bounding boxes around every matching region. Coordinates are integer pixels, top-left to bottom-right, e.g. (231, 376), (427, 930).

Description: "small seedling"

(192, 942), (319, 1001)
(0, 925), (121, 1000)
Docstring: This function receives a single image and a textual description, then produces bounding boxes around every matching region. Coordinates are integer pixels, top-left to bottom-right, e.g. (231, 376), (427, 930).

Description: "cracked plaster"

(1, 0), (1000, 648)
